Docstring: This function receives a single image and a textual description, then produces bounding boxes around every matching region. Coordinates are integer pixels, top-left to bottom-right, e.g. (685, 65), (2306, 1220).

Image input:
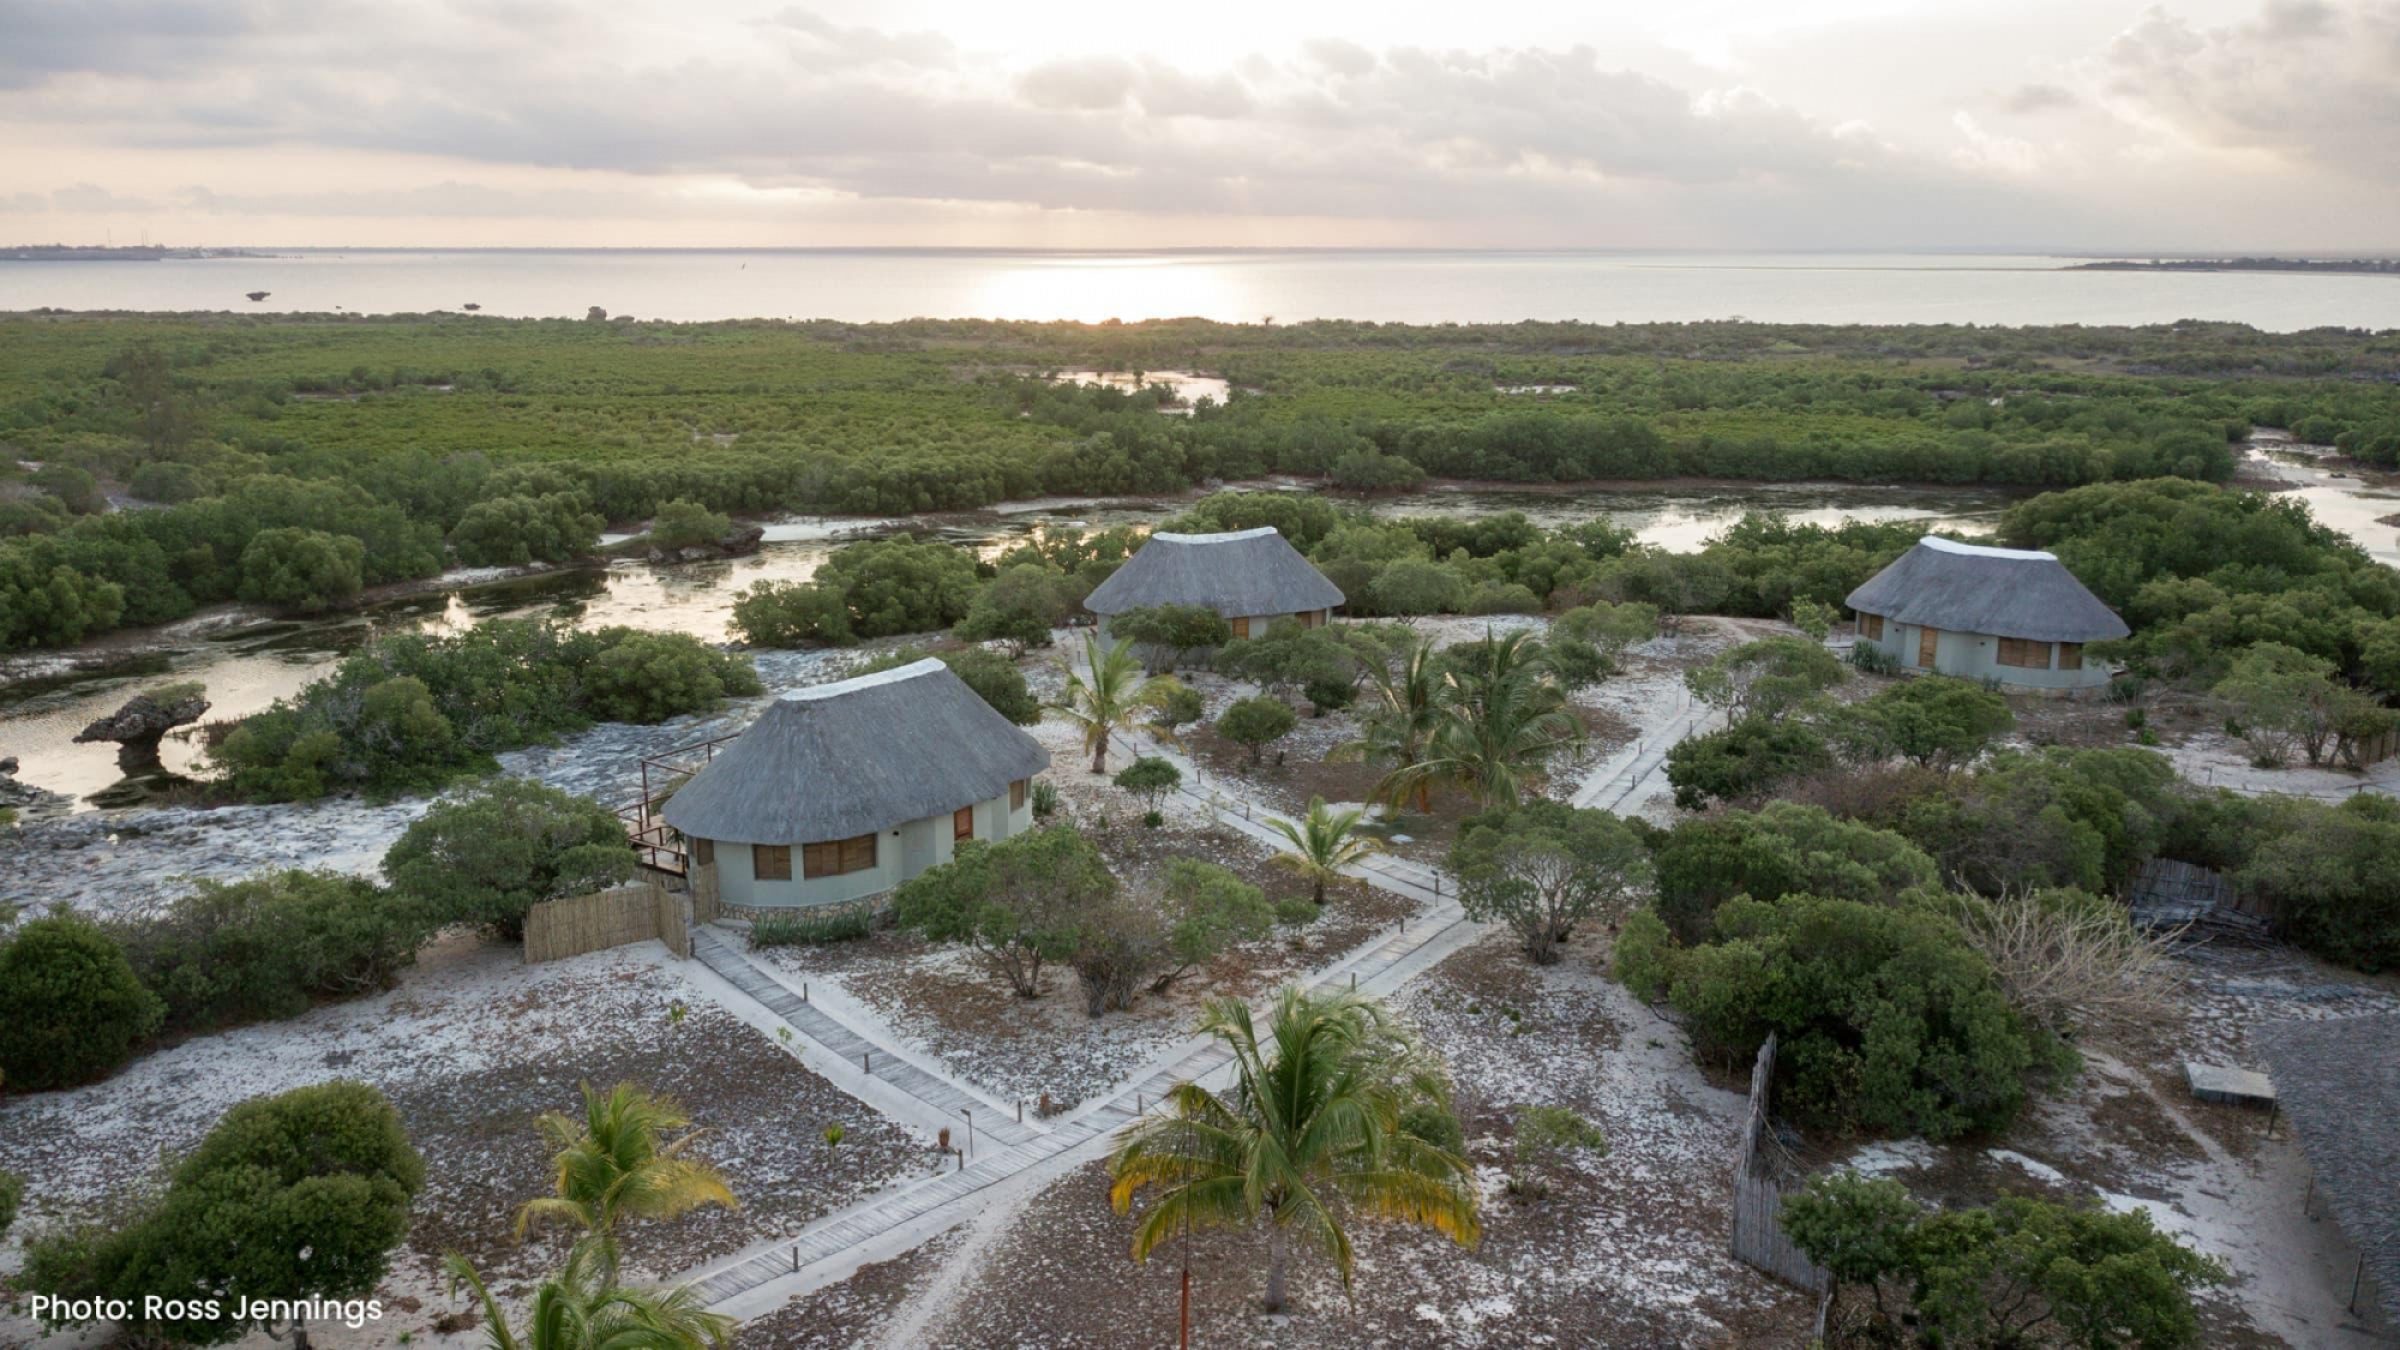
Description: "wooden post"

(2349, 1254), (2365, 1314)
(963, 1108), (973, 1159)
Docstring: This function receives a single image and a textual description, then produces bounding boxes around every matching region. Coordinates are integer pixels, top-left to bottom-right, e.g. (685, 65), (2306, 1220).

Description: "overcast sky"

(1, 0), (2393, 250)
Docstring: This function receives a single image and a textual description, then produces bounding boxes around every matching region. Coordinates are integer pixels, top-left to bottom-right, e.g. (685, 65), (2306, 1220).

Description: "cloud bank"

(0, 0), (2392, 249)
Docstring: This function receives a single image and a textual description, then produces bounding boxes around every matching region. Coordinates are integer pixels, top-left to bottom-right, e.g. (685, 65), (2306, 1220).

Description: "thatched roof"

(1084, 527), (1345, 618)
(661, 658), (1048, 845)
(2254, 1012), (2400, 1326)
(1844, 536), (2128, 643)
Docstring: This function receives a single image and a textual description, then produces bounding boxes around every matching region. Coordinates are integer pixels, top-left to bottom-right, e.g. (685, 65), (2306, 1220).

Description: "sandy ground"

(823, 926), (1816, 1348)
(0, 935), (929, 1350)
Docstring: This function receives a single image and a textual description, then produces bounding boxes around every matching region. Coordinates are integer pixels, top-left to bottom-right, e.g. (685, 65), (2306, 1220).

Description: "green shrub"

(1664, 716), (1835, 810)
(1510, 1104), (1608, 1196)
(1216, 696), (1297, 767)
(648, 497), (733, 551)
(1401, 1101), (1466, 1153)
(237, 526), (366, 612)
(0, 1168), (20, 1237)
(576, 628), (761, 724)
(1650, 802), (1939, 943)
(382, 778), (635, 940)
(1623, 894), (2067, 1139)
(954, 564), (1074, 655)
(1303, 675), (1357, 715)
(1850, 643), (1901, 675)
(731, 579), (854, 646)
(1109, 603), (1231, 669)
(1147, 676), (1206, 730)
(750, 909), (875, 946)
(113, 871), (433, 1035)
(128, 460), (211, 503)
(2237, 793), (2400, 971)
(1781, 1174), (2225, 1348)
(1114, 756), (1182, 813)
(23, 1081), (423, 1345)
(1030, 780), (1060, 819)
(0, 912), (163, 1090)
(447, 491), (602, 565)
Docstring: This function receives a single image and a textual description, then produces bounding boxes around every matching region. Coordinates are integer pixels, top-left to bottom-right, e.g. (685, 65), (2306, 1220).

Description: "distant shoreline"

(2069, 258), (2400, 277)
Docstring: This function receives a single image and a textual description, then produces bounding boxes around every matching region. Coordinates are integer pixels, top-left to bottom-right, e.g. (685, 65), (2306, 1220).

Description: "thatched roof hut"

(661, 658), (1048, 846)
(2255, 1012), (2400, 1326)
(1085, 527), (1344, 621)
(1846, 536), (2128, 644)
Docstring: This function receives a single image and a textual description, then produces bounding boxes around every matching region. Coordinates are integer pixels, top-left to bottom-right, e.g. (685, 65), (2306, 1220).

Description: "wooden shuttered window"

(1996, 637), (2053, 670)
(691, 838), (714, 867)
(2057, 643), (2083, 671)
(802, 833), (878, 878)
(1857, 613), (1884, 641)
(954, 806), (974, 842)
(1010, 779), (1028, 810)
(752, 843), (791, 881)
(1230, 617), (1251, 639)
(1294, 610), (1324, 629)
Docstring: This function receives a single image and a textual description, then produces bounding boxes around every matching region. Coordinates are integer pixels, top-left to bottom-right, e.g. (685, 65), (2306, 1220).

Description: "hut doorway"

(1917, 627), (1940, 668)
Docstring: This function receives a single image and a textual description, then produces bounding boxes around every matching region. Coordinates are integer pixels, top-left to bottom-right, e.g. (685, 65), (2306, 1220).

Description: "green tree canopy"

(383, 778), (635, 940)
(1450, 800), (1652, 964)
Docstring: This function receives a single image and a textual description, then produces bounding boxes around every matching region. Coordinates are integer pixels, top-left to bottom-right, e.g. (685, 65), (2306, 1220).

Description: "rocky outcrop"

(0, 755), (67, 819)
(74, 688), (211, 769)
(646, 522), (766, 564)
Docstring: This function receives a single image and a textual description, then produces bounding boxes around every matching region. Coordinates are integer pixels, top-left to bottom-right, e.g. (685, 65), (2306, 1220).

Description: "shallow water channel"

(2, 464), (2387, 810)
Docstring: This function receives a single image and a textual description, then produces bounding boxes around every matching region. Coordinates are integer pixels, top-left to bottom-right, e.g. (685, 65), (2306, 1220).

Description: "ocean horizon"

(5, 247), (2395, 330)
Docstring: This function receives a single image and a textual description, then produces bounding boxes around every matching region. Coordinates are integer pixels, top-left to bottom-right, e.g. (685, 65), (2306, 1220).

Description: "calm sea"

(3, 249), (2396, 330)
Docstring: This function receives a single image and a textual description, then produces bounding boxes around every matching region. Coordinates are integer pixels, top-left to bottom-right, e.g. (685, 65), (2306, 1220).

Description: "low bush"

(750, 909), (875, 947)
(1782, 1174), (2225, 1347)
(22, 1081), (424, 1345)
(113, 870), (434, 1035)
(576, 627), (762, 724)
(1616, 893), (2068, 1139)
(382, 778), (636, 940)
(647, 497), (734, 551)
(1649, 802), (1939, 944)
(0, 911), (163, 1091)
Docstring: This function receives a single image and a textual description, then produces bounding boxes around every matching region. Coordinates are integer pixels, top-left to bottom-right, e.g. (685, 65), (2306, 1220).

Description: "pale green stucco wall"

(1859, 618), (2113, 692)
(699, 790), (1038, 909)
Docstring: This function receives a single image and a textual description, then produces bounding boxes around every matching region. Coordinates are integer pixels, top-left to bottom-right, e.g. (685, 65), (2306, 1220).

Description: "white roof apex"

(777, 656), (945, 702)
(1151, 526), (1282, 544)
(1920, 535), (2057, 562)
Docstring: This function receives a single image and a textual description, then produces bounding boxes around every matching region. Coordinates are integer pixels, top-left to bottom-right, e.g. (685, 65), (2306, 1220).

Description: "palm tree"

(515, 1083), (737, 1279)
(1389, 629), (1583, 811)
(446, 1241), (732, 1350)
(1266, 796), (1382, 906)
(1053, 633), (1166, 774)
(1108, 986), (1480, 1313)
(1334, 638), (1447, 814)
